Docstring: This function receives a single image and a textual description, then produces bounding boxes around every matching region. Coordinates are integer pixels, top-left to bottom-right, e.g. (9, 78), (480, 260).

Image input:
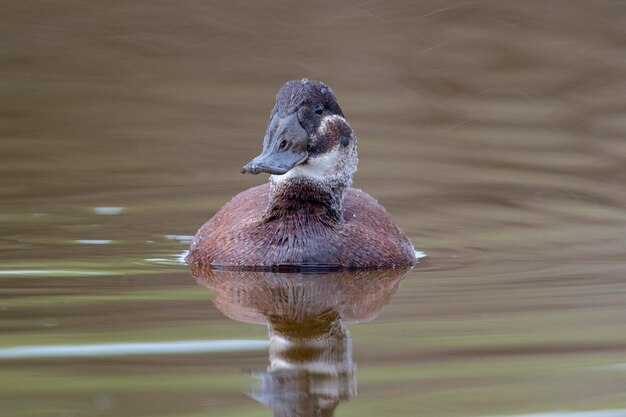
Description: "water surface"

(2, 1), (626, 416)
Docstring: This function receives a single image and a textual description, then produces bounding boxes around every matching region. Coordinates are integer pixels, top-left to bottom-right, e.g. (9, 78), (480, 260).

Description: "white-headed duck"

(188, 79), (417, 269)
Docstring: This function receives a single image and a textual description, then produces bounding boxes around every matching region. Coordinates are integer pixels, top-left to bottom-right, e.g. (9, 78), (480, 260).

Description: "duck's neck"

(265, 176), (350, 223)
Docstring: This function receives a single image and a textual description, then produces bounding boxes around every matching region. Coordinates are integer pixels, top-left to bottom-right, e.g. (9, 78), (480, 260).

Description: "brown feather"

(188, 183), (416, 269)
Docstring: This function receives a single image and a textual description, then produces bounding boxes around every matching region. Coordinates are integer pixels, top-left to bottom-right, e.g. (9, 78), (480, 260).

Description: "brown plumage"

(187, 79), (417, 269)
(189, 182), (416, 268)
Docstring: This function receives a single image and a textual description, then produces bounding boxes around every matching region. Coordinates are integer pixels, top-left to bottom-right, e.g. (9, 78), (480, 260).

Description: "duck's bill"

(241, 112), (309, 175)
(241, 150), (308, 175)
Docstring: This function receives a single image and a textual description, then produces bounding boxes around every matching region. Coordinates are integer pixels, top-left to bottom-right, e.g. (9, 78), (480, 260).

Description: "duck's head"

(242, 79), (357, 185)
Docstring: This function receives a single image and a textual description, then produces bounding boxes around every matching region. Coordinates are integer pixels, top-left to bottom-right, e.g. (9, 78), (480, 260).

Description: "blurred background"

(2, 1), (626, 416)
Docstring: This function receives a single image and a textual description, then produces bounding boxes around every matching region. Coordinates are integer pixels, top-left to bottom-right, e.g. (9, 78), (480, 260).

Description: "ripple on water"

(488, 410), (626, 417)
(75, 240), (113, 245)
(144, 250), (189, 265)
(164, 235), (194, 243)
(0, 270), (116, 277)
(93, 207), (124, 215)
(0, 340), (269, 359)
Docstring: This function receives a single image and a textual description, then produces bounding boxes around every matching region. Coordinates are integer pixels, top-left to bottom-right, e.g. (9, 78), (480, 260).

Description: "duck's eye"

(314, 104), (324, 115)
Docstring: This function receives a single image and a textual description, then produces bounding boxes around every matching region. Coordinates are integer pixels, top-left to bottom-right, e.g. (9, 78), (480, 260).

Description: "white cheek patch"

(272, 147), (341, 182)
(270, 114), (353, 184)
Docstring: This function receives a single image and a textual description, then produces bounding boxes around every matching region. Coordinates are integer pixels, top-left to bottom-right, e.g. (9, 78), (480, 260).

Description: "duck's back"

(188, 184), (416, 268)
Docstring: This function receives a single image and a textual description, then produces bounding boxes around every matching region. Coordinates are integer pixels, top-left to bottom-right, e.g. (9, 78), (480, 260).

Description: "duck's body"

(188, 182), (416, 268)
(188, 79), (417, 269)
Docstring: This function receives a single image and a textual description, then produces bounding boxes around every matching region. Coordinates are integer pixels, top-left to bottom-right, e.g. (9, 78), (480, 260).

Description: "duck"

(187, 79), (418, 269)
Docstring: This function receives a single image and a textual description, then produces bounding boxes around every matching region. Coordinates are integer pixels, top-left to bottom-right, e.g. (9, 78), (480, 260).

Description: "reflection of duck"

(188, 79), (417, 269)
(192, 265), (409, 417)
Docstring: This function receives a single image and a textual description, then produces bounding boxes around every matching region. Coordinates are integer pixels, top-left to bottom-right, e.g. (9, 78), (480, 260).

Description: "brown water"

(2, 1), (626, 416)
